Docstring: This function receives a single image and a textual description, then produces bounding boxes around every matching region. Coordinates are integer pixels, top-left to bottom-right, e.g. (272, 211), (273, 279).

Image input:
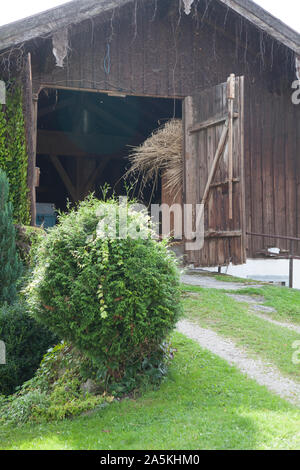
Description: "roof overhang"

(0, 0), (133, 52)
(218, 0), (300, 55)
(0, 0), (299, 55)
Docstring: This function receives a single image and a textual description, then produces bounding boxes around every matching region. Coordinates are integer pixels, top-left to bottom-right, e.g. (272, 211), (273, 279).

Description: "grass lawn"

(1, 333), (300, 450)
(182, 286), (300, 383)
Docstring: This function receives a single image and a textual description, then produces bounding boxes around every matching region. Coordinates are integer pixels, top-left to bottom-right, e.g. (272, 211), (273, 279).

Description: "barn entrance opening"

(36, 88), (182, 225)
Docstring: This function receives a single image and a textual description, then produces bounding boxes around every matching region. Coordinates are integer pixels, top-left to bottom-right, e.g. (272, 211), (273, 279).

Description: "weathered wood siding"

(24, 0), (300, 259)
(244, 81), (300, 256)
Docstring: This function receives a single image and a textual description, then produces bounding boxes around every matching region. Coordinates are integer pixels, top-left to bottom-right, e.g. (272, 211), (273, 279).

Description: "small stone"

(80, 379), (101, 395)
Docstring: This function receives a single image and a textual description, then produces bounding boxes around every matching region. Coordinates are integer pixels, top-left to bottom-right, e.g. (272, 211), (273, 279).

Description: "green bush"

(0, 169), (22, 304)
(0, 299), (57, 395)
(26, 196), (182, 390)
(15, 225), (46, 267)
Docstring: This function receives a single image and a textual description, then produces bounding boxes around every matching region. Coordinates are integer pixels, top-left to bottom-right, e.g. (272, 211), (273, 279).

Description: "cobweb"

(52, 28), (69, 68)
(183, 0), (195, 15)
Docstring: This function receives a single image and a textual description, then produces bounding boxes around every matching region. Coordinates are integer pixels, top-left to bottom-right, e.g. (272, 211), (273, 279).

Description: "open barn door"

(184, 75), (246, 267)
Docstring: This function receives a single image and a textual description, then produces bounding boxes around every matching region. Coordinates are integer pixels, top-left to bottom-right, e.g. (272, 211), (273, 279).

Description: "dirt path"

(177, 319), (300, 407)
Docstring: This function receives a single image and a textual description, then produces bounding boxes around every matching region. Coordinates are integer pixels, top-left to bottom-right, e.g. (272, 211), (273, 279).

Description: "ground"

(1, 271), (300, 450)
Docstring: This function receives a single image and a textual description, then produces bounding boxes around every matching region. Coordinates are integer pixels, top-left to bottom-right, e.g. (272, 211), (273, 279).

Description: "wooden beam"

(38, 97), (73, 118)
(49, 154), (77, 202)
(37, 130), (131, 158)
(200, 121), (229, 209)
(205, 230), (242, 239)
(83, 156), (110, 196)
(209, 177), (239, 188)
(188, 112), (238, 134)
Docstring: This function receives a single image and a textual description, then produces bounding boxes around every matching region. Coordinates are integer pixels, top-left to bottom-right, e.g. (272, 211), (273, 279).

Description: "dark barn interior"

(36, 88), (182, 211)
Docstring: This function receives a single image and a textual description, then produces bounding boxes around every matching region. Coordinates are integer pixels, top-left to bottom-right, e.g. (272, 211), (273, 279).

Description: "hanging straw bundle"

(126, 119), (183, 201)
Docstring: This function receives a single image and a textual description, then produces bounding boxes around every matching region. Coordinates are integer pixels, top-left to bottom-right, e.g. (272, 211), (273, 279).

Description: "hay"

(126, 119), (183, 200)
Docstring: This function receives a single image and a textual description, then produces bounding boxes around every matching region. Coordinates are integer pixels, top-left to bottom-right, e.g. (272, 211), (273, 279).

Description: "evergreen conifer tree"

(0, 169), (22, 304)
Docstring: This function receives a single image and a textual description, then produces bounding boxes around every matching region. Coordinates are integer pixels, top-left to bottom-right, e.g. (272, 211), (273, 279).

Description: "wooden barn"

(0, 0), (299, 268)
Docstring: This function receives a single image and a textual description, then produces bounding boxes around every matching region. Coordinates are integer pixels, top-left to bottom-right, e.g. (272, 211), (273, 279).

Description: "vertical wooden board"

(243, 81), (252, 256)
(284, 94), (297, 252)
(82, 22), (93, 90)
(118, 8), (132, 95)
(238, 76), (246, 262)
(132, 2), (144, 94)
(106, 10), (118, 91)
(217, 237), (226, 266)
(273, 94), (287, 249)
(261, 88), (272, 245)
(296, 101), (300, 253)
(184, 96), (197, 264)
(249, 85), (263, 255)
(144, 2), (157, 96)
(197, 128), (208, 266)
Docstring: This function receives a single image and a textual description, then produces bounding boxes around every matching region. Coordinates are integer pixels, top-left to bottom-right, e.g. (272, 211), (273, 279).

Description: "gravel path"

(181, 274), (263, 291)
(177, 319), (300, 407)
(227, 293), (300, 335)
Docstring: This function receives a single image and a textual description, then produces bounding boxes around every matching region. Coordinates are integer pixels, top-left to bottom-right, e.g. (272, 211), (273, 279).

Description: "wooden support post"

(227, 74), (235, 220)
(289, 257), (294, 288)
(289, 240), (294, 288)
(31, 93), (38, 226)
(23, 53), (38, 226)
(83, 156), (110, 196)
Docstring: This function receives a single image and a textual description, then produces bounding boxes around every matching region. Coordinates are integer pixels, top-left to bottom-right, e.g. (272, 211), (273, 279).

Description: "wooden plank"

(238, 76), (247, 263)
(183, 96), (198, 264)
(210, 178), (239, 188)
(83, 156), (110, 196)
(227, 74), (235, 220)
(189, 112), (238, 134)
(205, 230), (242, 239)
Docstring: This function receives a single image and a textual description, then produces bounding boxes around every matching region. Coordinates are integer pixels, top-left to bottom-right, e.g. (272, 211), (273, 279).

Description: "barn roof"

(0, 0), (299, 55)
